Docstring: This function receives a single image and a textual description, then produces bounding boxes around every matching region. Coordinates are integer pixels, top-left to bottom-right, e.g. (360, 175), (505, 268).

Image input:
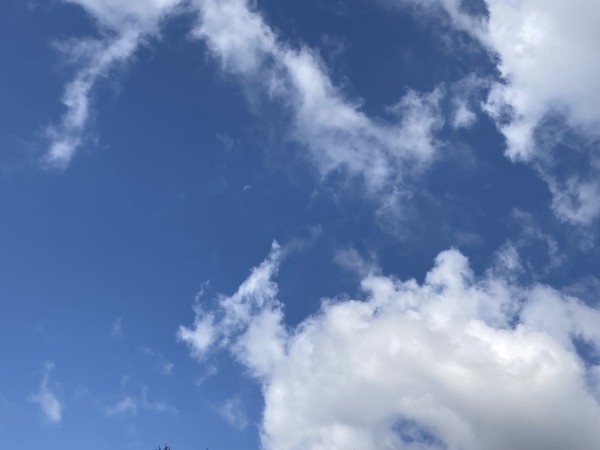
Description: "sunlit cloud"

(180, 242), (600, 449)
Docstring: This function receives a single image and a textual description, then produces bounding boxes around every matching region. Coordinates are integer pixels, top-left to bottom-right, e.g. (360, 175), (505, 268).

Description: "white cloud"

(545, 174), (600, 226)
(64, 0), (183, 30)
(451, 100), (476, 129)
(47, 0), (600, 224)
(478, 0), (600, 225)
(178, 241), (283, 373)
(390, 0), (600, 224)
(395, 0), (600, 152)
(219, 396), (248, 430)
(29, 363), (62, 424)
(106, 395), (137, 416)
(563, 276), (600, 307)
(45, 0), (185, 167)
(191, 0), (444, 196)
(48, 0), (447, 219)
(46, 29), (140, 168)
(180, 244), (600, 450)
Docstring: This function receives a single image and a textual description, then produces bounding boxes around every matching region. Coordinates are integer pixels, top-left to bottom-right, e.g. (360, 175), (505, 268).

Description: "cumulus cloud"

(478, 0), (600, 225)
(480, 1), (600, 159)
(45, 0), (184, 167)
(389, 0), (600, 224)
(395, 0), (600, 156)
(29, 363), (62, 424)
(180, 243), (600, 450)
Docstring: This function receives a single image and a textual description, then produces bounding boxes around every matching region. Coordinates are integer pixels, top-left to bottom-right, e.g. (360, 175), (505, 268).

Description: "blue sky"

(2, 1), (600, 449)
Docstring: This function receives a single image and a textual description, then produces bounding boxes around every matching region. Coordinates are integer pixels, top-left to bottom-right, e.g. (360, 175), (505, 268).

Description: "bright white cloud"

(180, 244), (600, 450)
(46, 30), (140, 167)
(392, 0), (600, 224)
(48, 0), (600, 224)
(29, 363), (62, 424)
(46, 0), (184, 167)
(478, 0), (600, 225)
(50, 0), (446, 194)
(64, 0), (183, 30)
(178, 241), (284, 374)
(191, 0), (444, 196)
(480, 0), (600, 159)
(396, 0), (600, 157)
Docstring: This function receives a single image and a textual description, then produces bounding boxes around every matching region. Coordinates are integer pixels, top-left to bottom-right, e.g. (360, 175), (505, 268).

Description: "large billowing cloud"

(480, 0), (600, 225)
(180, 243), (600, 450)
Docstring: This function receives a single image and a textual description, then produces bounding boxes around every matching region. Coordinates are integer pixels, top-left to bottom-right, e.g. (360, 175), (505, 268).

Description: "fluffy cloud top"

(479, 0), (600, 225)
(397, 0), (600, 224)
(480, 0), (600, 160)
(180, 244), (600, 450)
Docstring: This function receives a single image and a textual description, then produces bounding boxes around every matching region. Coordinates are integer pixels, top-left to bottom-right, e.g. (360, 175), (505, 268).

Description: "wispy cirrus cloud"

(142, 347), (174, 376)
(191, 0), (445, 198)
(180, 242), (600, 450)
(105, 386), (177, 417)
(49, 0), (446, 216)
(106, 395), (137, 416)
(45, 0), (185, 168)
(29, 363), (62, 424)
